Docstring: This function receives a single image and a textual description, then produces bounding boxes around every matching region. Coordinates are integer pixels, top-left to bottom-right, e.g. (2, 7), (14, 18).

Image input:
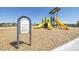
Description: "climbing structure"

(49, 7), (69, 30)
(34, 7), (69, 30)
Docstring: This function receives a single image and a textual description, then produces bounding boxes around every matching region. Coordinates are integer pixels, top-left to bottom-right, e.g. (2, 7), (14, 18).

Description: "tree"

(0, 23), (3, 26)
(76, 21), (79, 27)
(12, 23), (16, 26)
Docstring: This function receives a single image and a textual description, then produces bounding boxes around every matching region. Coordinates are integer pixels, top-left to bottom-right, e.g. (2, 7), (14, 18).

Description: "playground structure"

(34, 7), (69, 30)
(33, 18), (53, 30)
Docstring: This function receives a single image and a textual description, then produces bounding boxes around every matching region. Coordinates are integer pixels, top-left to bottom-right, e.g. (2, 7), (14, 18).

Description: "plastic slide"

(33, 22), (53, 29)
(47, 22), (53, 30)
(54, 16), (69, 30)
(33, 22), (44, 29)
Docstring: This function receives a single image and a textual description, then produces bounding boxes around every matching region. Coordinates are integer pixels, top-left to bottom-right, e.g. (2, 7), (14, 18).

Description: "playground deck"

(0, 27), (79, 51)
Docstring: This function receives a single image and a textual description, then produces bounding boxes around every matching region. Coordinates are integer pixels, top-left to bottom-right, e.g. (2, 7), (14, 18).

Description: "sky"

(0, 7), (79, 24)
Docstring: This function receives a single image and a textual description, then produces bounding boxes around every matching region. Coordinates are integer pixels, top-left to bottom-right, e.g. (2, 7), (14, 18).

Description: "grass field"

(0, 27), (79, 51)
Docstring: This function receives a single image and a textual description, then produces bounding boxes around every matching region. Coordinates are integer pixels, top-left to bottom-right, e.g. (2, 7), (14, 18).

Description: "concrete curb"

(53, 37), (79, 51)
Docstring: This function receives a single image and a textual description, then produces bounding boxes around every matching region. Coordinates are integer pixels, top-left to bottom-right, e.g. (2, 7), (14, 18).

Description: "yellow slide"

(47, 22), (53, 30)
(54, 16), (69, 30)
(34, 22), (53, 29)
(33, 22), (44, 29)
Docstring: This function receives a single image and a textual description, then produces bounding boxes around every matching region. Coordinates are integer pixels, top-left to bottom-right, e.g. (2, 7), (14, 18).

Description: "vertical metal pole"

(29, 20), (31, 46)
(17, 23), (20, 49)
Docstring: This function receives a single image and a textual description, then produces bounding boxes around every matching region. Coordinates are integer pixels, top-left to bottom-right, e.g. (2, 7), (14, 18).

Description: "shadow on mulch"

(10, 41), (30, 49)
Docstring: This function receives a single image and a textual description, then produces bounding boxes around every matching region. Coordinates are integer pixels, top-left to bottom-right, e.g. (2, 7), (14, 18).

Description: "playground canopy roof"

(49, 7), (61, 14)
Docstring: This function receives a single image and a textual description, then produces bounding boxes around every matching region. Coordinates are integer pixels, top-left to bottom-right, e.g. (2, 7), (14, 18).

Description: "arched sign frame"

(17, 16), (32, 49)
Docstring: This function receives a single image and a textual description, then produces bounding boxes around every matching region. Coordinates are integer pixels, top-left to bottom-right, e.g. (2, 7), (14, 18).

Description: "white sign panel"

(20, 18), (29, 34)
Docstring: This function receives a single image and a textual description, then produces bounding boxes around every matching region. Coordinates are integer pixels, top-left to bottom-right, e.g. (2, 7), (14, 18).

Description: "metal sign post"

(17, 16), (32, 49)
